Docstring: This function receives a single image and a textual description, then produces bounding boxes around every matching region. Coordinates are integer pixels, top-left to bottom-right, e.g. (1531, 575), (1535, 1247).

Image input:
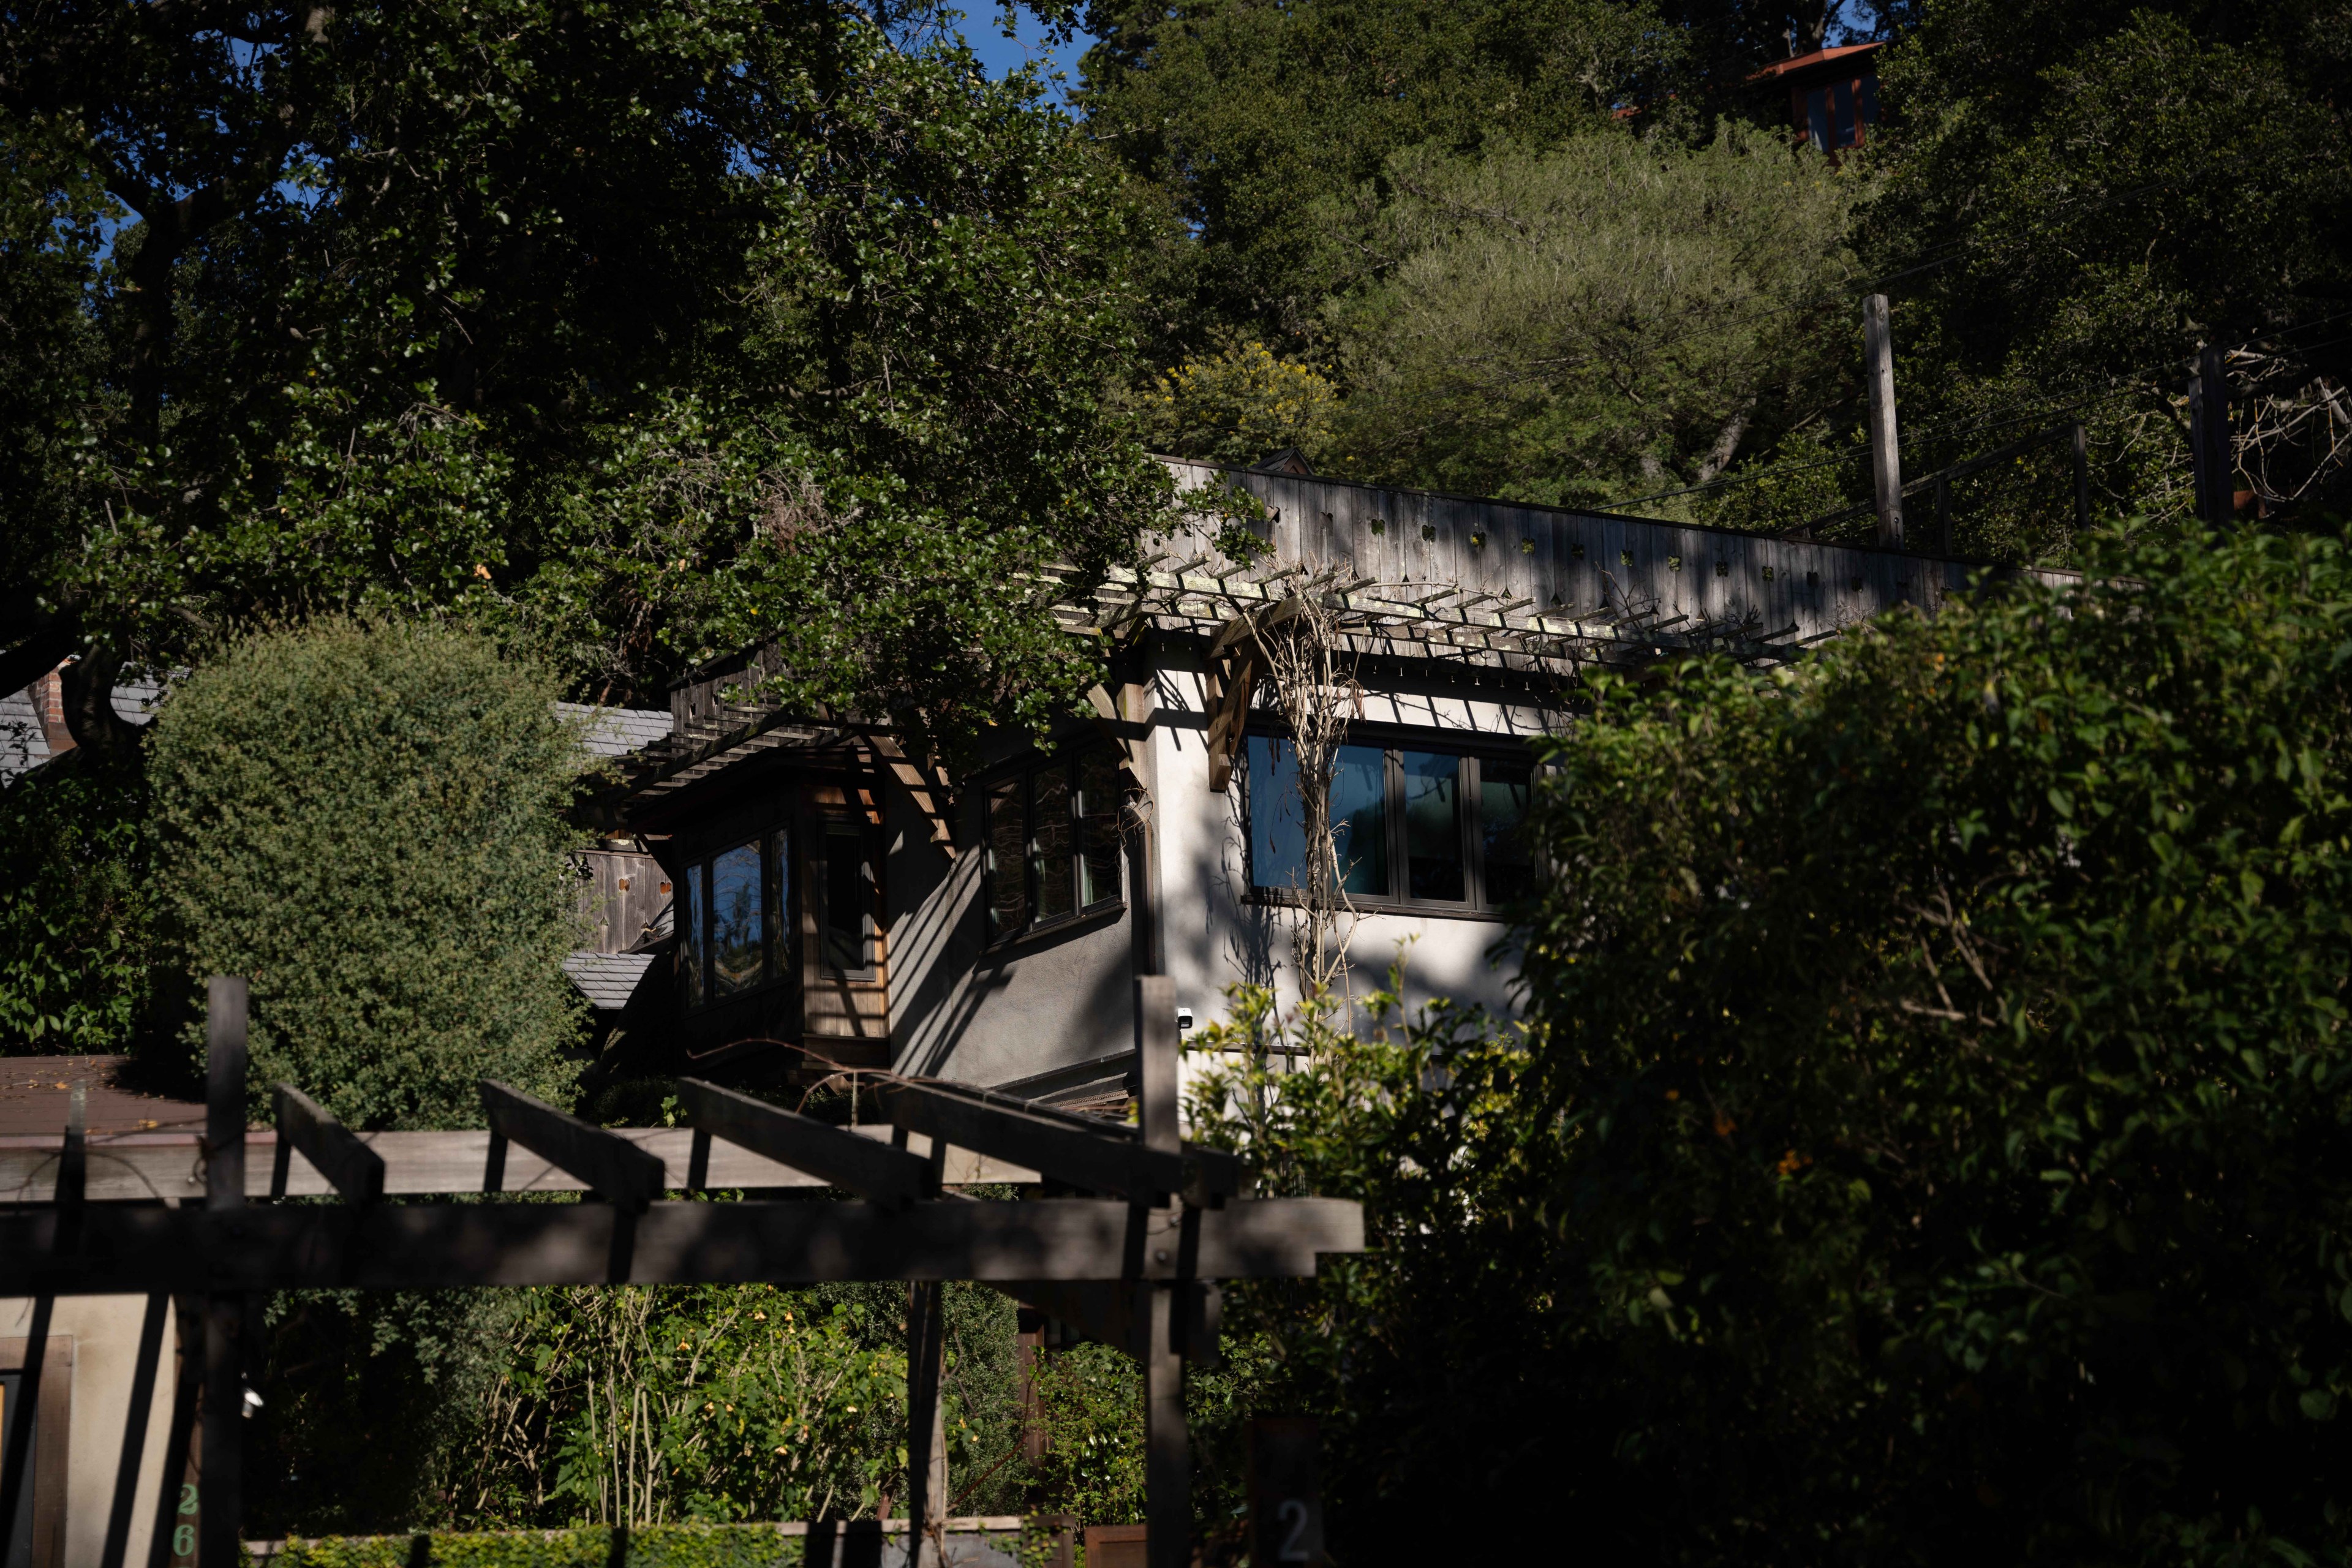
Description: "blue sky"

(944, 6), (1097, 102)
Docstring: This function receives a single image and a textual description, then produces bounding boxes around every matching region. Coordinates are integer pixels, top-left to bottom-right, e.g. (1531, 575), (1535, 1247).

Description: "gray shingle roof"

(0, 688), (48, 781)
(559, 703), (674, 758)
(563, 951), (657, 1012)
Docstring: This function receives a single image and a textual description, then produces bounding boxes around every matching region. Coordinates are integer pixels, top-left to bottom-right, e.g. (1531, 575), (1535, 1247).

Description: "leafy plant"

(1325, 126), (1868, 511)
(1190, 521), (2352, 1564)
(146, 618), (588, 1127)
(1134, 339), (1340, 469)
(0, 750), (153, 1051)
(1024, 1342), (1146, 1527)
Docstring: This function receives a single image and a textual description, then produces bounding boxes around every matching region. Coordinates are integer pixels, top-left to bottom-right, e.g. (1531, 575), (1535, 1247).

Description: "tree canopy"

(1083, 0), (2351, 543)
(1, 0), (1164, 765)
(1322, 126), (1863, 509)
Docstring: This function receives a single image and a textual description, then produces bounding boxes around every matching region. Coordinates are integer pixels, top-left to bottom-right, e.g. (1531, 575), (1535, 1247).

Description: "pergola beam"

(0, 1196), (1362, 1295)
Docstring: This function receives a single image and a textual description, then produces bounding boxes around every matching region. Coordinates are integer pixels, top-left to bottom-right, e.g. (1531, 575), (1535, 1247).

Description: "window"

(986, 748), (1125, 939)
(1250, 741), (1388, 897)
(679, 862), (704, 1008)
(1245, 734), (1535, 914)
(678, 830), (790, 1008)
(710, 842), (764, 996)
(818, 822), (874, 974)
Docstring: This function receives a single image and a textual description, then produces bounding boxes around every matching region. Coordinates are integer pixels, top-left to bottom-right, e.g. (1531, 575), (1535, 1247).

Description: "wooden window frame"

(981, 747), (1125, 946)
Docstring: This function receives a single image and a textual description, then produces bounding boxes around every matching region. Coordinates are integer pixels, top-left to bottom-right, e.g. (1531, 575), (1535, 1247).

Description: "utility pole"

(1863, 294), (1903, 548)
(2189, 344), (2233, 524)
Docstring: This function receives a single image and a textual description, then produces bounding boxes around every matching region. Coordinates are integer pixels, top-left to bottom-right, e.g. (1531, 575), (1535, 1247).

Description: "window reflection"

(823, 827), (869, 973)
(1331, 745), (1389, 896)
(1481, 760), (1535, 904)
(1030, 766), (1075, 922)
(1250, 737), (1389, 898)
(710, 842), (764, 995)
(679, 862), (704, 1008)
(1077, 751), (1123, 908)
(1248, 736), (1308, 892)
(1400, 751), (1464, 901)
(986, 780), (1025, 937)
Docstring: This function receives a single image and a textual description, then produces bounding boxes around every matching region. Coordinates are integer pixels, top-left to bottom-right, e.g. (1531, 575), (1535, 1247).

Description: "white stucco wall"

(0, 1293), (179, 1568)
(1148, 661), (1554, 1038)
(886, 643), (1559, 1094)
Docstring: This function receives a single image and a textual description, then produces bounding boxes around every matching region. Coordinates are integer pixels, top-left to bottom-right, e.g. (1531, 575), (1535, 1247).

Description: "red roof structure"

(1751, 40), (1885, 154)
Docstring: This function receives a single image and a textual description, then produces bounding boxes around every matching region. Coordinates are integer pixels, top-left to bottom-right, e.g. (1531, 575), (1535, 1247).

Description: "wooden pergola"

(0, 977), (1362, 1568)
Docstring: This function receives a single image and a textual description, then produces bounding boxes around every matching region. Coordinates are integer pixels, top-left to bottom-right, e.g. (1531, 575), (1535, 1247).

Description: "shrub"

(148, 618), (587, 1126)
(0, 748), (153, 1050)
(1193, 522), (2352, 1564)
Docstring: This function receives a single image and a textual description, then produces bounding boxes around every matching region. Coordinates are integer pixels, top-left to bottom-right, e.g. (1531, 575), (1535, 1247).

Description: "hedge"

(258, 1521), (1034, 1568)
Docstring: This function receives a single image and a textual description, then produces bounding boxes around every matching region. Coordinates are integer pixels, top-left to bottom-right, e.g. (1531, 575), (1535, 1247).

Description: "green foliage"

(254, 1289), (527, 1531)
(0, 753), (153, 1050)
(5, 4), (1166, 763)
(1861, 2), (2352, 549)
(146, 619), (587, 1127)
(1023, 1342), (1145, 1526)
(264, 1523), (807, 1567)
(1080, 0), (1686, 348)
(1325, 127), (1867, 509)
(1191, 522), (2352, 1562)
(252, 1279), (1028, 1536)
(1133, 340), (1339, 469)
(466, 1286), (907, 1526)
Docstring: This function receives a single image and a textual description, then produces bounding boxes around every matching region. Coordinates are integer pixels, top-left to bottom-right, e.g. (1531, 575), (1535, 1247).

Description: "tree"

(1196, 521), (2352, 1563)
(0, 752), (153, 1052)
(148, 619), (587, 1128)
(1858, 2), (2352, 555)
(1132, 338), (1340, 467)
(1, 1), (1166, 767)
(1077, 0), (1687, 353)
(1323, 126), (1865, 510)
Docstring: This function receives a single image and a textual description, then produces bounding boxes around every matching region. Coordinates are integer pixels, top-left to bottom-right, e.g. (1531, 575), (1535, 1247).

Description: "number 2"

(1278, 1498), (1312, 1562)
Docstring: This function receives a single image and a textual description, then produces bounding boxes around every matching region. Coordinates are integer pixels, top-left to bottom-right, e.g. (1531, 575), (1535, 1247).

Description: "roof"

(1748, 41), (1883, 82)
(0, 688), (47, 780)
(564, 951), (657, 1011)
(560, 703), (674, 758)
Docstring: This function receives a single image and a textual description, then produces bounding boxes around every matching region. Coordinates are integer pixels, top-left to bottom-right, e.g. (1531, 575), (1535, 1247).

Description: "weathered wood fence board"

(0, 1125), (1036, 1204)
(0, 1196), (1363, 1294)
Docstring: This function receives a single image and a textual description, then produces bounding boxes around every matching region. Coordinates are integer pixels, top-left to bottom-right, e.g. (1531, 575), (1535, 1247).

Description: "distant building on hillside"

(1751, 42), (1884, 156)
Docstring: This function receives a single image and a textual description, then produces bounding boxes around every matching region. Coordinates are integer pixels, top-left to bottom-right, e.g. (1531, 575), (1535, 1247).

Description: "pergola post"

(1136, 974), (1191, 1568)
(905, 1280), (949, 1567)
(201, 978), (248, 1568)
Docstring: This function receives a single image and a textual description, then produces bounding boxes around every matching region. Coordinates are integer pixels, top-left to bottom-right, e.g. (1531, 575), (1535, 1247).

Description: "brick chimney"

(34, 663), (75, 757)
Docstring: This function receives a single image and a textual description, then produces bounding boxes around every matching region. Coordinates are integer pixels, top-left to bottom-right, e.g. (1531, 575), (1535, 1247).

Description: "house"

(1751, 42), (1885, 156)
(584, 458), (2045, 1105)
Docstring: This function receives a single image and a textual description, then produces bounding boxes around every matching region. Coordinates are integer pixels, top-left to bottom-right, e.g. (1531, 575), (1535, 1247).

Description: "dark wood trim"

(881, 1085), (1219, 1202)
(676, 1079), (929, 1205)
(269, 1087), (383, 1205)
